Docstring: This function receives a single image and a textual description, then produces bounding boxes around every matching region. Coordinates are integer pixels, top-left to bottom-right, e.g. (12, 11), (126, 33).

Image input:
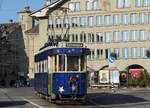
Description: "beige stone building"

(18, 0), (150, 79)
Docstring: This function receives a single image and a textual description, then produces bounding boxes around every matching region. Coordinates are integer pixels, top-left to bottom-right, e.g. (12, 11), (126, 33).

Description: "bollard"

(111, 82), (115, 93)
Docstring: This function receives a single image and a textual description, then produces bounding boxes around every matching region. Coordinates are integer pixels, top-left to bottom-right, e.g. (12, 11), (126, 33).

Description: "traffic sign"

(108, 57), (115, 63)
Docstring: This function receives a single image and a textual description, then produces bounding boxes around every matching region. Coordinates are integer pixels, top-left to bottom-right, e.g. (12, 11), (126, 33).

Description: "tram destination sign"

(66, 43), (83, 47)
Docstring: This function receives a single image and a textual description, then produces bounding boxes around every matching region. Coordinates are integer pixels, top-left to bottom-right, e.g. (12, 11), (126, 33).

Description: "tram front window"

(67, 56), (79, 71)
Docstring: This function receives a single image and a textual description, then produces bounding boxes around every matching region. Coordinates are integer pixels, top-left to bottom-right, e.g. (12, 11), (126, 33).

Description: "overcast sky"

(0, 0), (45, 23)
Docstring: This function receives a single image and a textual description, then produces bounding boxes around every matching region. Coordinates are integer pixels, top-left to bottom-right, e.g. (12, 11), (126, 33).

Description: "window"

(58, 55), (65, 71)
(72, 17), (78, 27)
(123, 48), (129, 58)
(143, 0), (149, 6)
(56, 18), (61, 28)
(136, 0), (142, 7)
(105, 32), (111, 42)
(89, 50), (95, 60)
(56, 34), (61, 40)
(113, 31), (120, 42)
(149, 30), (150, 40)
(80, 33), (86, 42)
(96, 16), (103, 26)
(76, 2), (80, 11)
(67, 56), (79, 71)
(42, 61), (44, 72)
(140, 13), (146, 24)
(114, 48), (120, 58)
(131, 47), (138, 58)
(93, 0), (99, 10)
(48, 19), (54, 29)
(64, 18), (69, 28)
(105, 48), (111, 59)
(117, 0), (123, 8)
(86, 1), (92, 10)
(131, 30), (138, 41)
(140, 30), (146, 40)
(97, 49), (103, 59)
(124, 0), (130, 7)
(72, 34), (78, 42)
(22, 15), (26, 21)
(88, 33), (94, 42)
(96, 32), (103, 42)
(86, 0), (99, 10)
(122, 14), (129, 25)
(136, 0), (149, 7)
(149, 13), (150, 23)
(122, 31), (129, 41)
(105, 15), (111, 26)
(69, 2), (80, 11)
(117, 0), (130, 8)
(69, 3), (75, 11)
(88, 16), (94, 27)
(80, 17), (86, 27)
(63, 34), (69, 41)
(140, 48), (147, 58)
(131, 13), (137, 24)
(113, 15), (120, 25)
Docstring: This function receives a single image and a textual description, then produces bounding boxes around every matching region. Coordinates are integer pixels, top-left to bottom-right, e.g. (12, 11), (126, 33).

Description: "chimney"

(24, 6), (30, 11)
(9, 19), (13, 24)
(46, 0), (51, 5)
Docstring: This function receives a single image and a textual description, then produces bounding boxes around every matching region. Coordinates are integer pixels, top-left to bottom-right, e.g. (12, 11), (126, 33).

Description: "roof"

(0, 23), (20, 38)
(30, 0), (69, 18)
(35, 47), (90, 62)
(25, 24), (39, 34)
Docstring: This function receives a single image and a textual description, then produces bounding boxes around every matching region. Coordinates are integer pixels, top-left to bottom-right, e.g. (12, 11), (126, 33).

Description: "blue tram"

(34, 42), (90, 102)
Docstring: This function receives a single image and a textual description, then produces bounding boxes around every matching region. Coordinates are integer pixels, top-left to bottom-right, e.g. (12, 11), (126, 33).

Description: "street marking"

(21, 97), (45, 108)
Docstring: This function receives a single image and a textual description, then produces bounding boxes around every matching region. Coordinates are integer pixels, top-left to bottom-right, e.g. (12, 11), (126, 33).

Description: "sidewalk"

(87, 87), (150, 93)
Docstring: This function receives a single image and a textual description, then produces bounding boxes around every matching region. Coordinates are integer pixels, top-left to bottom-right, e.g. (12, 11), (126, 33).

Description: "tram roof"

(34, 47), (90, 62)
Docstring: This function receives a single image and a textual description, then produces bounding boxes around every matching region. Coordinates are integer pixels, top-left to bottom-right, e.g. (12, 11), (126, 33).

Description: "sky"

(0, 0), (46, 23)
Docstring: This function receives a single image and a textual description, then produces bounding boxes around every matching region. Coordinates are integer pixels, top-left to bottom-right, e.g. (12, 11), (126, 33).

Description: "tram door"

(67, 55), (82, 94)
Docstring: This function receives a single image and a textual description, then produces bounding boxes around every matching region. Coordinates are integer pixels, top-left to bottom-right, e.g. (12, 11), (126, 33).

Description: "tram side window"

(37, 63), (38, 73)
(42, 61), (44, 72)
(81, 55), (86, 71)
(58, 55), (65, 71)
(55, 55), (57, 71)
(67, 56), (79, 71)
(39, 62), (41, 72)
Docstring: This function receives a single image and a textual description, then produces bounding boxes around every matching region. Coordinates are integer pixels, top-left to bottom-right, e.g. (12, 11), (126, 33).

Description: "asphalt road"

(0, 87), (150, 108)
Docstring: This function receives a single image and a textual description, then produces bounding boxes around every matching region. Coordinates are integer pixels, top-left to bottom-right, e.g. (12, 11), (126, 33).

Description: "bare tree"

(110, 52), (117, 59)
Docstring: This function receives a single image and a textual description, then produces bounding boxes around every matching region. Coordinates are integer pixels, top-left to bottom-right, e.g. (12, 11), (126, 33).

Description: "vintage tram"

(34, 42), (90, 103)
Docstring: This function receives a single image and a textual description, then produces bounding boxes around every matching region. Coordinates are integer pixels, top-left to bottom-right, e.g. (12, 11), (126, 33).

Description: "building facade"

(0, 21), (28, 87)
(19, 0), (150, 79)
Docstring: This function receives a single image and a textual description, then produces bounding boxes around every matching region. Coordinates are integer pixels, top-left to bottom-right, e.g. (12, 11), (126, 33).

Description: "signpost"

(108, 57), (117, 92)
(108, 57), (115, 67)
